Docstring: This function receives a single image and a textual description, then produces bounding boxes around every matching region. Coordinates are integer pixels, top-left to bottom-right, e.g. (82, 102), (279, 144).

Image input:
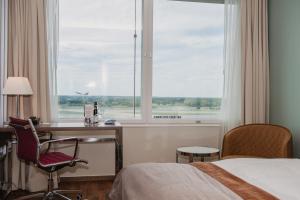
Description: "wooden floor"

(6, 180), (113, 200)
(60, 180), (113, 200)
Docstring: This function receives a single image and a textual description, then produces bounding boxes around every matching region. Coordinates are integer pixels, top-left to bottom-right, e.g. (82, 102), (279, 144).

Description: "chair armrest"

(40, 137), (79, 159)
(38, 131), (53, 138)
(38, 132), (53, 153)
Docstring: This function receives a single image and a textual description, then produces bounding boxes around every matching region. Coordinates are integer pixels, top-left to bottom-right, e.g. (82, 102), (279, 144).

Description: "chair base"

(14, 189), (82, 200)
(14, 172), (83, 200)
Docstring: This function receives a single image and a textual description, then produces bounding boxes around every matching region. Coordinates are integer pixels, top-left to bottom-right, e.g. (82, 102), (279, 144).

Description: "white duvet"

(109, 158), (300, 200)
(215, 158), (300, 200)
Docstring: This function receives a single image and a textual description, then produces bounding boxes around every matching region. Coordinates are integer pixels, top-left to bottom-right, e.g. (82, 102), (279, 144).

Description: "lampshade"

(2, 77), (33, 95)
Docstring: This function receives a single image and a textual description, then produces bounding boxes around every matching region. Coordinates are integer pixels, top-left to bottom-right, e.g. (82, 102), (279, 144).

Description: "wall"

(269, 0), (300, 157)
(17, 125), (220, 191)
(59, 125), (220, 177)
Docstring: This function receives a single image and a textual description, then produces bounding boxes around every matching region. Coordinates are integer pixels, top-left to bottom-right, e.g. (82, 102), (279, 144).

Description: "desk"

(0, 122), (123, 194)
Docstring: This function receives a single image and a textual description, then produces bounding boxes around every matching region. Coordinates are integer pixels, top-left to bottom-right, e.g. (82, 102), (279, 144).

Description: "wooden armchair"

(222, 124), (293, 159)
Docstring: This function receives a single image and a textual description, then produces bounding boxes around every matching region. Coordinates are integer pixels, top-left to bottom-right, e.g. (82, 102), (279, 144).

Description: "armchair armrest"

(40, 137), (79, 159)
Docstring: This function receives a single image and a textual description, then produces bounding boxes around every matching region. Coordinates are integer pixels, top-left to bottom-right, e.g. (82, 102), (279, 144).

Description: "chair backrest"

(222, 124), (293, 158)
(9, 117), (40, 163)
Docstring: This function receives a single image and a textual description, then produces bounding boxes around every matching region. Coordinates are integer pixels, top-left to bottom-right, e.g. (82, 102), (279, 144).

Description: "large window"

(58, 0), (142, 119)
(57, 0), (224, 122)
(152, 0), (224, 120)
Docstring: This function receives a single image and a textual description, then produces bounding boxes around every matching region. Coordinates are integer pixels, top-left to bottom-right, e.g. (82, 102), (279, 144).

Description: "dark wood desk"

(0, 122), (123, 174)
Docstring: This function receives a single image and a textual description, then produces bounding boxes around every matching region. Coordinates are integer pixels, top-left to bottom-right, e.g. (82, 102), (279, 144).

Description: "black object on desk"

(29, 116), (40, 125)
(104, 119), (116, 125)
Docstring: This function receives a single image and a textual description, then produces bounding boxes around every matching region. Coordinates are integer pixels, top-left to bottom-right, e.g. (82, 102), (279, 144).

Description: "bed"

(108, 158), (300, 200)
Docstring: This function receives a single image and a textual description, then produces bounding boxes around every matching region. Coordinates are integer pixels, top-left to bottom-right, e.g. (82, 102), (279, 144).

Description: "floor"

(5, 180), (113, 200)
(60, 180), (113, 200)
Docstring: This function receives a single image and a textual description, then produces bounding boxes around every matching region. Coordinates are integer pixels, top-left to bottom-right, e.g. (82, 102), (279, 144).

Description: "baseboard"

(60, 175), (115, 182)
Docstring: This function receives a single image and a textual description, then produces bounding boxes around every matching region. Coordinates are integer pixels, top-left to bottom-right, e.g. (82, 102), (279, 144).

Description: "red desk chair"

(9, 117), (88, 200)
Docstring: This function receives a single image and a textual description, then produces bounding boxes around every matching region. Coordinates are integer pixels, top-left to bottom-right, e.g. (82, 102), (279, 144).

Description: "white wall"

(12, 124), (221, 191)
(124, 125), (220, 166)
(58, 124), (221, 177)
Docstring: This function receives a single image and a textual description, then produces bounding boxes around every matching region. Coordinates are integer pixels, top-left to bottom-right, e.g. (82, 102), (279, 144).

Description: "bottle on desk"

(84, 102), (102, 124)
(84, 104), (93, 124)
(93, 102), (103, 123)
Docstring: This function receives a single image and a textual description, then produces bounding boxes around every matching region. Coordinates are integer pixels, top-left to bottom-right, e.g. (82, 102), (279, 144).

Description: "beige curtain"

(7, 0), (50, 122)
(7, 0), (52, 192)
(241, 0), (269, 124)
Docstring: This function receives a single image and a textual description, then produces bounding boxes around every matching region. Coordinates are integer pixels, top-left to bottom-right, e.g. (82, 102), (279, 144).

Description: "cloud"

(59, 0), (142, 30)
(58, 0), (224, 98)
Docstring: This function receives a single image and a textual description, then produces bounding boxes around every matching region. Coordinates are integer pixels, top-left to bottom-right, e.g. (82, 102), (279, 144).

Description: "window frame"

(57, 0), (224, 124)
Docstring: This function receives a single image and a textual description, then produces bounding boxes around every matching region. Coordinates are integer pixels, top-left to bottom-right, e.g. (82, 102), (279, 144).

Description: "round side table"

(176, 146), (220, 163)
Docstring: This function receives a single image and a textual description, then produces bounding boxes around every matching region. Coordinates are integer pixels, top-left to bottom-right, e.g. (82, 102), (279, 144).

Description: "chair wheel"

(76, 193), (83, 200)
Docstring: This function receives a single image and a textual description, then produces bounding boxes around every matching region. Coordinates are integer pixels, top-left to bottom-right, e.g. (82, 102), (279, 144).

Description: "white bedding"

(215, 158), (300, 200)
(109, 158), (300, 200)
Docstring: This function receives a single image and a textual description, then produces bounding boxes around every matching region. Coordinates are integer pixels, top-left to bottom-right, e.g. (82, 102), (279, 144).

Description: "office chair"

(9, 117), (88, 200)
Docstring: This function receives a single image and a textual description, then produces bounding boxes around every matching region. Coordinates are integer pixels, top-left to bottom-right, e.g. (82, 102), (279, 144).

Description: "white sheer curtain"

(220, 0), (270, 148)
(45, 0), (60, 189)
(46, 0), (59, 122)
(0, 0), (8, 124)
(221, 0), (242, 136)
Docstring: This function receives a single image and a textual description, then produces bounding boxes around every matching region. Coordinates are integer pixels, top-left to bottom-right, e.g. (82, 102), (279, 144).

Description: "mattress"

(109, 158), (300, 200)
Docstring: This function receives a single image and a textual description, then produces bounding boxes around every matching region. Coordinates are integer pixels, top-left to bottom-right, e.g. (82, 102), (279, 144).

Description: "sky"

(57, 0), (224, 98)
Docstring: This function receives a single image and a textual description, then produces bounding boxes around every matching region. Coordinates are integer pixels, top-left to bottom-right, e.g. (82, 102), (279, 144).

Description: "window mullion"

(141, 0), (153, 123)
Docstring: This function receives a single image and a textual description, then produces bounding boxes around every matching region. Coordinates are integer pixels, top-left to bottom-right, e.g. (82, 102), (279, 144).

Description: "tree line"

(59, 96), (221, 109)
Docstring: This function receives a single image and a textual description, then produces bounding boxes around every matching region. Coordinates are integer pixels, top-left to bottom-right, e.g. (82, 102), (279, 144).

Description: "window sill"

(122, 123), (221, 128)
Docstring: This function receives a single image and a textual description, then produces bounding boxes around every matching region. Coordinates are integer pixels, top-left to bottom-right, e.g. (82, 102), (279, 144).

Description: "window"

(152, 0), (224, 120)
(57, 0), (224, 122)
(58, 0), (142, 119)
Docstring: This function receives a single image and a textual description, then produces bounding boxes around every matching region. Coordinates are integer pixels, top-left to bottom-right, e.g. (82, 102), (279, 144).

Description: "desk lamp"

(3, 77), (33, 117)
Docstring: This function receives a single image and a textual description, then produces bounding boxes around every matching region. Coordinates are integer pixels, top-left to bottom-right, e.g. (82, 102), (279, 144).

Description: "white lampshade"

(2, 77), (33, 95)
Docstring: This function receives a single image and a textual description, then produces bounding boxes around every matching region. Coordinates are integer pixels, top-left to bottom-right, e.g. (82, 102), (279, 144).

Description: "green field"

(58, 96), (221, 119)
